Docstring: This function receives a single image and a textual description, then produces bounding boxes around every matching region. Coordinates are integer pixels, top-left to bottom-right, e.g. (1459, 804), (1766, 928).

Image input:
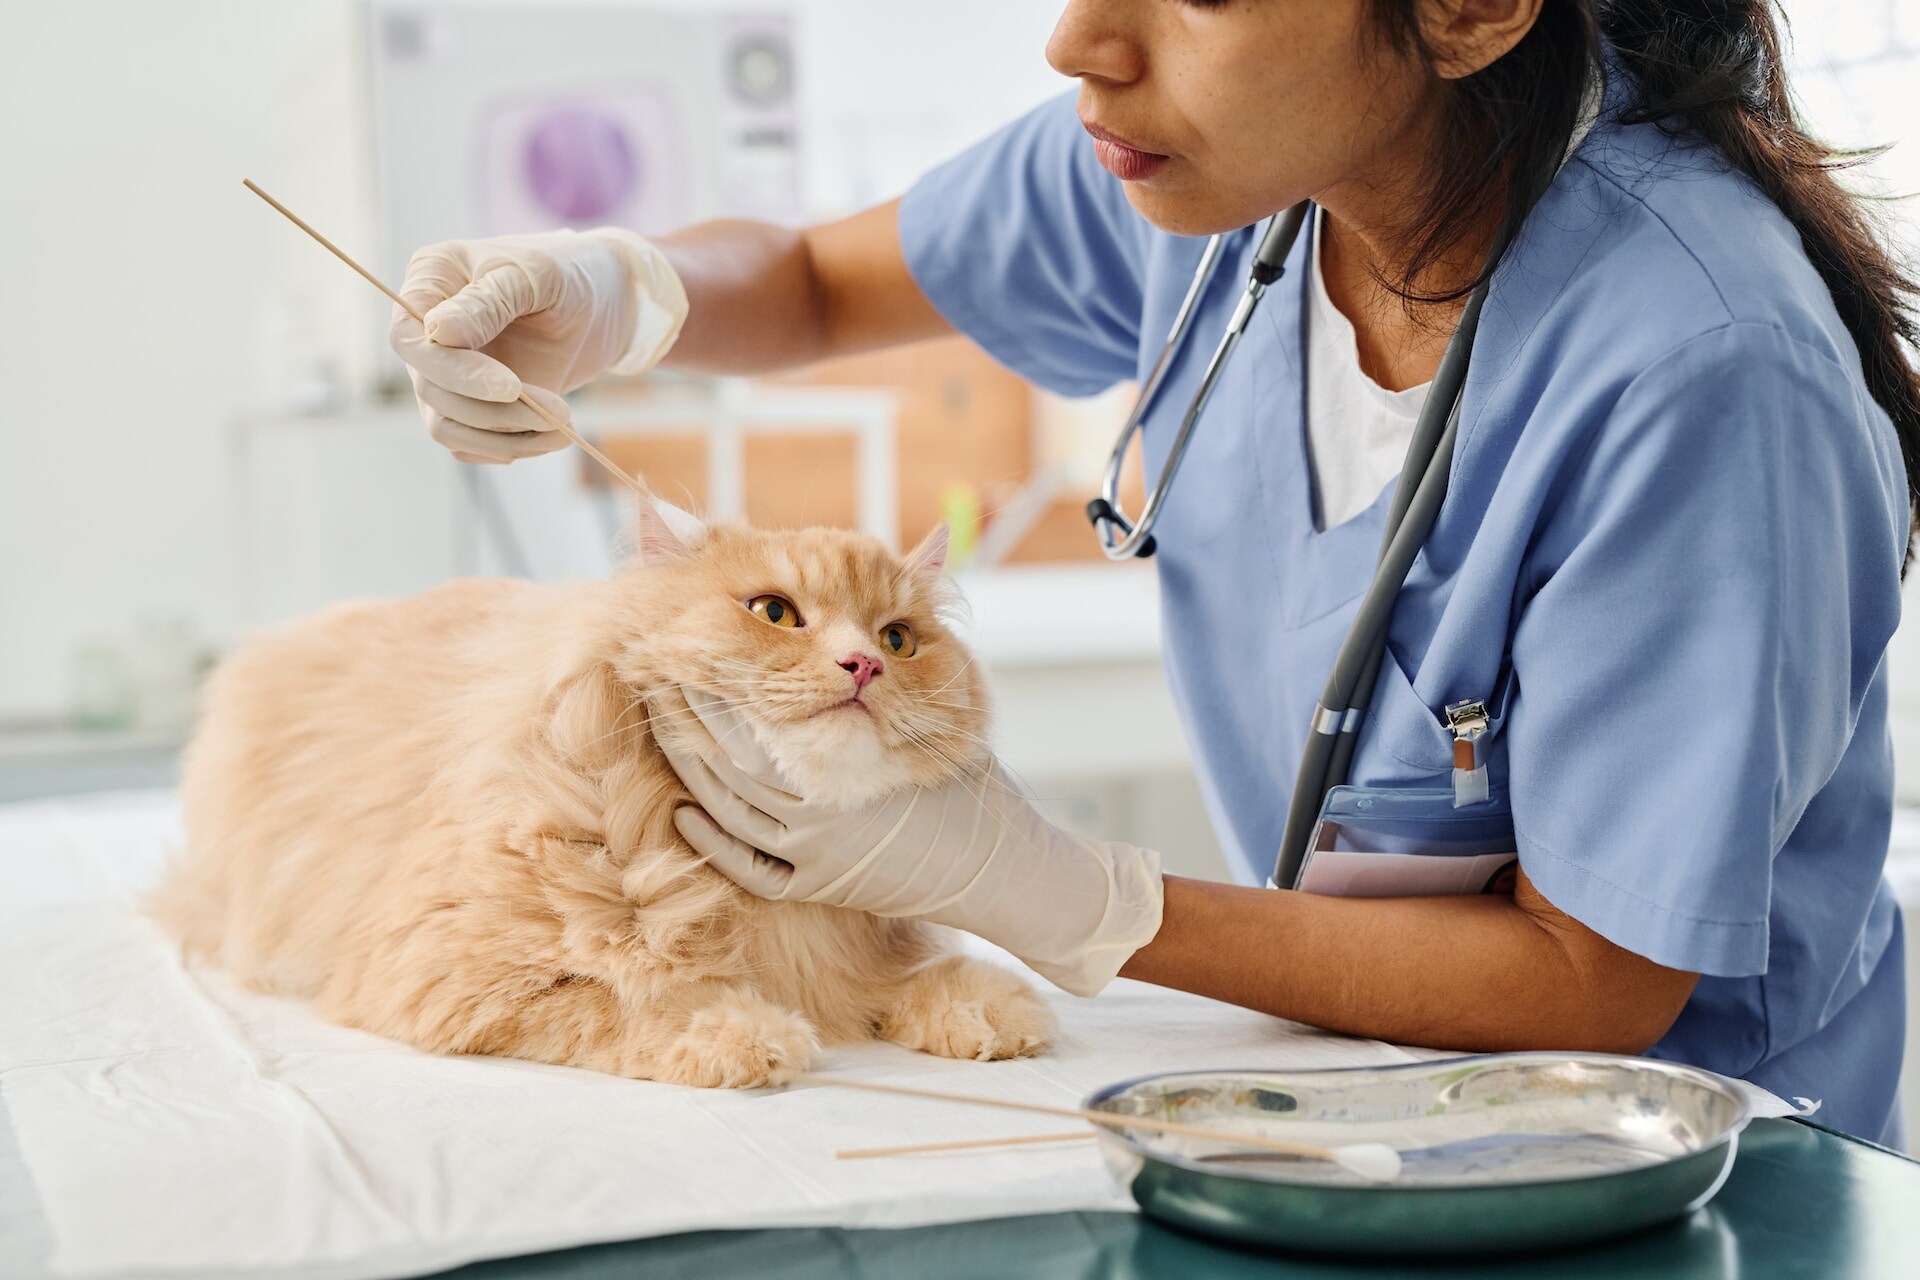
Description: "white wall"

(6, 0), (1920, 738)
(2, 2), (352, 722)
(0, 0), (1068, 724)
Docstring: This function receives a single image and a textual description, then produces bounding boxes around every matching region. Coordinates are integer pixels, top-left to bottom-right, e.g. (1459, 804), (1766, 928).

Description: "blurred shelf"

(951, 562), (1162, 667)
(0, 727), (183, 803)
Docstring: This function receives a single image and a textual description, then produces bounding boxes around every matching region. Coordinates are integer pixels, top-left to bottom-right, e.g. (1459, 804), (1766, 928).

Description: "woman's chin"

(1121, 180), (1282, 239)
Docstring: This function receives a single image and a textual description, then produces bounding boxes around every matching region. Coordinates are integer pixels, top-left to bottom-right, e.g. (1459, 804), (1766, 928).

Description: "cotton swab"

(240, 179), (646, 496)
(837, 1130), (1097, 1160)
(805, 1075), (1403, 1183)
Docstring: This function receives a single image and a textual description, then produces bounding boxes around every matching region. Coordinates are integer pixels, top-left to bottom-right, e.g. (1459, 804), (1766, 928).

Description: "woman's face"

(1045, 1), (1504, 237)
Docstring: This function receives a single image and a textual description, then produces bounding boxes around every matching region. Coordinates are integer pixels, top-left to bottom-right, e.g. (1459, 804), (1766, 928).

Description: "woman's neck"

(1315, 142), (1503, 392)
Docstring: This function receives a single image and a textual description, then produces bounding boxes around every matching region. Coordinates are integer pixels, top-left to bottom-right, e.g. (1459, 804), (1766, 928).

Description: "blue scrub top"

(899, 72), (1910, 1145)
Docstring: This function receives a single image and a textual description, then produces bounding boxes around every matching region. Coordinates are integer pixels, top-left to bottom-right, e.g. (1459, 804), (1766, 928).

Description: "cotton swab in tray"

(806, 1075), (1404, 1183)
(241, 179), (646, 496)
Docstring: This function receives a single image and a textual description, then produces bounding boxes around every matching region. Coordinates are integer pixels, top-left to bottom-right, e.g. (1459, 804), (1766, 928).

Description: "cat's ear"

(635, 495), (706, 565)
(903, 523), (950, 580)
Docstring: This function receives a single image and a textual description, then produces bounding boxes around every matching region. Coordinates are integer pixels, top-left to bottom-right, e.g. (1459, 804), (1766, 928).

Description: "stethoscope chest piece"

(1084, 497), (1154, 558)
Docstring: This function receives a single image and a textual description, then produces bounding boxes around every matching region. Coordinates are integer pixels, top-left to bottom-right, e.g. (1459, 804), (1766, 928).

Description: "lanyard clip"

(1445, 698), (1490, 808)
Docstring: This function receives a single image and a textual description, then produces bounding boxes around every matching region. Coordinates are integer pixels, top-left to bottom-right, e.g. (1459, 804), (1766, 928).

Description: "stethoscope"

(1083, 201), (1509, 892)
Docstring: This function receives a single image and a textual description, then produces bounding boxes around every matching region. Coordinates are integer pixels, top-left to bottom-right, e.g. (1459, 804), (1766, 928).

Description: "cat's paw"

(656, 991), (819, 1088)
(882, 958), (1056, 1062)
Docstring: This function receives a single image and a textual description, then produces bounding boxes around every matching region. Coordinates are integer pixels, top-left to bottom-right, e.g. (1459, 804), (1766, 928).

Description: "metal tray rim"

(1083, 1050), (1753, 1191)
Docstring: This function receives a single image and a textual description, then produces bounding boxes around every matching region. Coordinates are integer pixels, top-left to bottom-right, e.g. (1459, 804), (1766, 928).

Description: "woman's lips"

(1082, 120), (1170, 182)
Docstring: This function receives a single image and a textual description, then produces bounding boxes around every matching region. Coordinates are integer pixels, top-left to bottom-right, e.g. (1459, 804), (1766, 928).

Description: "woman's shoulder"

(1542, 112), (1859, 372)
(1475, 112), (1905, 546)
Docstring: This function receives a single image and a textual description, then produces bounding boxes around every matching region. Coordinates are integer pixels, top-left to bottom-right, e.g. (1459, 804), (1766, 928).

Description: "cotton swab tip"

(1332, 1142), (1403, 1183)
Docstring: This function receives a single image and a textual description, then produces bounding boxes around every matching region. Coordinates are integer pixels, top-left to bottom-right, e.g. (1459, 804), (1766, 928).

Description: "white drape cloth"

(0, 791), (1794, 1279)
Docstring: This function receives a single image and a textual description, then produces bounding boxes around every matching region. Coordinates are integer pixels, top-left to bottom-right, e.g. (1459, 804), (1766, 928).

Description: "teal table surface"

(437, 1118), (1918, 1279)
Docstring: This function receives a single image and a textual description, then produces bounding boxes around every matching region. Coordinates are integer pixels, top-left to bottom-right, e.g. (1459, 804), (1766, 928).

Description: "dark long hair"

(1370, 0), (1920, 570)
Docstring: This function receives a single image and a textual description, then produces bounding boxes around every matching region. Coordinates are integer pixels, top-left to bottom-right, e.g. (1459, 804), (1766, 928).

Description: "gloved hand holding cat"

(664, 689), (1165, 998)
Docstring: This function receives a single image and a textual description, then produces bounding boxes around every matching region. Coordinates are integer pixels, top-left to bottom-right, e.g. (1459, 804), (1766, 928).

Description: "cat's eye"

(746, 595), (803, 628)
(880, 622), (917, 657)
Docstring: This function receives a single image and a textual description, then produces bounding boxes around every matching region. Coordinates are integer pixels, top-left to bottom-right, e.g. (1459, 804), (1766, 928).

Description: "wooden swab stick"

(804, 1075), (1403, 1182)
(837, 1130), (1097, 1160)
(241, 179), (646, 496)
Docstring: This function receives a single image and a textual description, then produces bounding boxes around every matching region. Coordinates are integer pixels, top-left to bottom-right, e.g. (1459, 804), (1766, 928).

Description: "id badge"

(1294, 785), (1517, 898)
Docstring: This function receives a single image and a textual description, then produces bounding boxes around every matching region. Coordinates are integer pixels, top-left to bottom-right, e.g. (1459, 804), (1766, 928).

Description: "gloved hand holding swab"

(241, 179), (647, 493)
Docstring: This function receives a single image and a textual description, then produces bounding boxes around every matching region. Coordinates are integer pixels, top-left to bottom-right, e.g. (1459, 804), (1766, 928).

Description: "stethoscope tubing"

(1083, 197), (1489, 889)
(1087, 198), (1493, 889)
(1271, 198), (1534, 888)
(1272, 350), (1475, 888)
(1318, 292), (1485, 791)
(1090, 205), (1307, 559)
(1088, 110), (1581, 891)
(1088, 236), (1226, 558)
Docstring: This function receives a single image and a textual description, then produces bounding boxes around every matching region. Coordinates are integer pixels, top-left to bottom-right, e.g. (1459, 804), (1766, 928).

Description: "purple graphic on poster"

(521, 106), (639, 223)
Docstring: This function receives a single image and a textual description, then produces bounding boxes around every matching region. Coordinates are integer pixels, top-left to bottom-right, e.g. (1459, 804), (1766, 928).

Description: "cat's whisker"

(630, 704), (711, 726)
(639, 695), (758, 724)
(886, 722), (1030, 817)
(697, 656), (784, 677)
(887, 709), (995, 755)
(883, 710), (1029, 790)
(904, 696), (979, 714)
(923, 756), (1034, 813)
(706, 715), (764, 755)
(557, 704), (652, 760)
(919, 654), (979, 701)
(893, 715), (994, 750)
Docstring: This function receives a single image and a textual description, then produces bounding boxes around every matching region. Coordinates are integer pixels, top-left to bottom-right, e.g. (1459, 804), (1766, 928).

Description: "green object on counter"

(439, 1118), (1917, 1278)
(939, 482), (982, 568)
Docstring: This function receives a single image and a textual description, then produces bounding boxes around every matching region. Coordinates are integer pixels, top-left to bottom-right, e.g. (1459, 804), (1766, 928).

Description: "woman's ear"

(635, 495), (706, 565)
(1419, 0), (1542, 80)
(904, 523), (950, 580)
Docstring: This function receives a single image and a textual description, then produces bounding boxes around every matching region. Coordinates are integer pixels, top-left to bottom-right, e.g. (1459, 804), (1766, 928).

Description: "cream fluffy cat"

(153, 503), (1053, 1087)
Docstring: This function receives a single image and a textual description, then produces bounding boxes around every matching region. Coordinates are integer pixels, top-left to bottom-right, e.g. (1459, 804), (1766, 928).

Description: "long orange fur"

(151, 503), (1053, 1087)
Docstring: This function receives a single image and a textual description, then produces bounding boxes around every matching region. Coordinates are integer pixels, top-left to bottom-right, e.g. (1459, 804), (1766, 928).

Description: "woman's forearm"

(1120, 872), (1698, 1054)
(655, 199), (951, 375)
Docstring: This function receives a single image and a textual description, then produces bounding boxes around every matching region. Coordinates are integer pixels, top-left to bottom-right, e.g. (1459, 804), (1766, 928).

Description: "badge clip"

(1446, 698), (1491, 807)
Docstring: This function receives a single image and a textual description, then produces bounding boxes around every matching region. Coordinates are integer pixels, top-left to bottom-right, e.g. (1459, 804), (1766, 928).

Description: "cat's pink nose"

(839, 652), (884, 689)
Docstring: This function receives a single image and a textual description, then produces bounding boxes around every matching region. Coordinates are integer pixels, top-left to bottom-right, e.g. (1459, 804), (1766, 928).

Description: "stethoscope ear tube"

(1321, 390), (1472, 793)
(1270, 281), (1488, 889)
(1273, 142), (1579, 885)
(1275, 152), (1569, 884)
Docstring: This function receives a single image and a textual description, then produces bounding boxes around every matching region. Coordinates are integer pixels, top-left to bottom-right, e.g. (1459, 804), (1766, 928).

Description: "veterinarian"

(387, 1), (1916, 1146)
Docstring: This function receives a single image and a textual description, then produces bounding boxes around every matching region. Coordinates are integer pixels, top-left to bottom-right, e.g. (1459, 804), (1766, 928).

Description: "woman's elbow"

(1547, 937), (1699, 1055)
(1516, 873), (1699, 1055)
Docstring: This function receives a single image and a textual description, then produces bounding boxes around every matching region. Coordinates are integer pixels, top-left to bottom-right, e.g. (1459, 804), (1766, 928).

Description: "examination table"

(4, 790), (1911, 1280)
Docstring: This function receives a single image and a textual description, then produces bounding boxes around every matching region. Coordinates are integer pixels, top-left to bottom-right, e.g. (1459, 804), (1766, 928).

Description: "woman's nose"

(838, 652), (885, 689)
(1046, 0), (1145, 84)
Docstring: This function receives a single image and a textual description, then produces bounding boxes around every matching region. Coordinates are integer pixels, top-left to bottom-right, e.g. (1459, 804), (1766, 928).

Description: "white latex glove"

(662, 691), (1165, 997)
(386, 228), (688, 463)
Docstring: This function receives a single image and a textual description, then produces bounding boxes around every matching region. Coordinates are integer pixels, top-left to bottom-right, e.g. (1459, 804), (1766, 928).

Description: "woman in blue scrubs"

(389, 1), (1920, 1145)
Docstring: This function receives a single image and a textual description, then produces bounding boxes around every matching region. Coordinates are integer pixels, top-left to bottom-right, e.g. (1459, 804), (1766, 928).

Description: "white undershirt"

(1304, 211), (1431, 531)
(1301, 73), (1601, 531)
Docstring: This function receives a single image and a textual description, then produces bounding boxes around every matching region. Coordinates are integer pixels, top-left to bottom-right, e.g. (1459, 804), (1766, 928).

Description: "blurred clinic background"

(3, 0), (1920, 1120)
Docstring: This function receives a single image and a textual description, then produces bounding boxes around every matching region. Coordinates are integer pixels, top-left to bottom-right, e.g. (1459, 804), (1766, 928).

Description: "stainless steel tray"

(1085, 1053), (1750, 1256)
